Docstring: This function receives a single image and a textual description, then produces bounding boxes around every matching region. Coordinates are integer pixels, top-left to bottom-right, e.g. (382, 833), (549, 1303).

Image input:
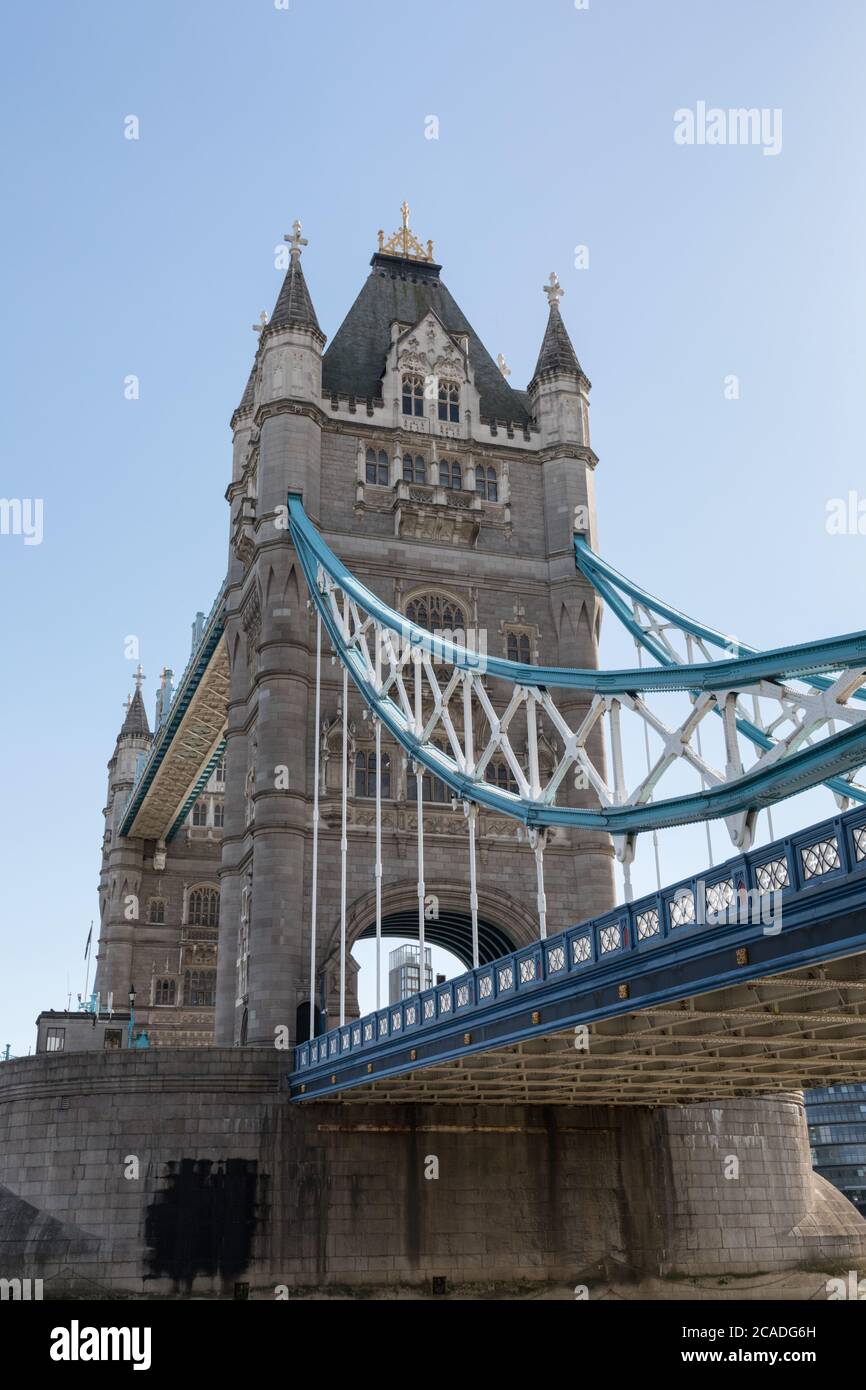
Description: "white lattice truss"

(313, 559), (866, 863)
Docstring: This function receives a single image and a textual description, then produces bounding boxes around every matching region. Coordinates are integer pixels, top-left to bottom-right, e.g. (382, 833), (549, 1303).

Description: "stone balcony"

(391, 480), (482, 545)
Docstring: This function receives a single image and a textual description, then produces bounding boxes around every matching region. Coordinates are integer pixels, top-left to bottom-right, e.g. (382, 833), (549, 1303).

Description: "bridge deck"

(290, 805), (866, 1105)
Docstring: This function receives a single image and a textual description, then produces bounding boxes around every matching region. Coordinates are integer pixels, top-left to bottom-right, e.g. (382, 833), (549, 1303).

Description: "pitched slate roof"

(322, 253), (531, 425)
(119, 689), (151, 739)
(530, 302), (583, 383)
(269, 257), (325, 340)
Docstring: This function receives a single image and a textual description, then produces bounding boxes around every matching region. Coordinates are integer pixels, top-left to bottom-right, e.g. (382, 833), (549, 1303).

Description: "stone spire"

(529, 272), (584, 386)
(268, 221), (325, 341)
(119, 667), (151, 740)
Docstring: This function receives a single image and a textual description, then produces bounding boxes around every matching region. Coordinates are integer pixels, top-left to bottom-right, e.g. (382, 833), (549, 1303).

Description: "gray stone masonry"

(0, 1053), (863, 1296)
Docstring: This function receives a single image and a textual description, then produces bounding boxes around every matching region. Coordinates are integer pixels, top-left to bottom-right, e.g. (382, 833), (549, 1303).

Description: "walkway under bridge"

(290, 802), (866, 1105)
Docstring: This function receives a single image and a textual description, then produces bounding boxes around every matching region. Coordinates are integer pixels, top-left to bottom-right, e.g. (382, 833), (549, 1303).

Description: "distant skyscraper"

(806, 1084), (866, 1215)
(388, 945), (433, 1004)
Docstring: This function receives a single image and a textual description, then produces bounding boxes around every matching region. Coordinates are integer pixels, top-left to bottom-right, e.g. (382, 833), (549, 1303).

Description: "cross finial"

(133, 664), (146, 693)
(123, 694), (132, 716)
(543, 271), (564, 308)
(252, 310), (269, 334)
(497, 352), (512, 378)
(284, 219), (308, 261)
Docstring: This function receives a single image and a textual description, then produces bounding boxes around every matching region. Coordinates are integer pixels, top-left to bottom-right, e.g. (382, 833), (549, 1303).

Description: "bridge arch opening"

(351, 908), (519, 1017)
(295, 1001), (326, 1044)
(317, 883), (540, 1028)
(356, 908), (515, 969)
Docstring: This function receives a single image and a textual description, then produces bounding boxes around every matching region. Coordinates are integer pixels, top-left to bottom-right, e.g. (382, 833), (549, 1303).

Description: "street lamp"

(127, 983), (136, 1047)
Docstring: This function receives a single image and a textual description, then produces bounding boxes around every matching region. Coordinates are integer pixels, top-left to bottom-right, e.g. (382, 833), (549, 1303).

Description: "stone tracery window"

(354, 749), (392, 798)
(155, 978), (176, 1006)
(506, 631), (532, 664)
(148, 898), (165, 924)
(184, 969), (216, 1007)
(421, 740), (451, 804)
(192, 799), (208, 827)
(188, 886), (220, 928)
(366, 447), (389, 486)
(402, 453), (426, 484)
(402, 374), (425, 417)
(438, 381), (460, 423)
(405, 592), (466, 633)
(475, 464), (498, 501)
(438, 458), (462, 490)
(485, 760), (519, 795)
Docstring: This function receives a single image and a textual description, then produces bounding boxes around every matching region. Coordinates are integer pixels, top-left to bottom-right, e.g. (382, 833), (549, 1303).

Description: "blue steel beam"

(287, 493), (866, 834)
(289, 495), (866, 694)
(574, 535), (866, 806)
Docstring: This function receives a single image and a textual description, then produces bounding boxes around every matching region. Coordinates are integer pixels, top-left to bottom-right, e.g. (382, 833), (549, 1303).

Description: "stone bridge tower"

(216, 208), (614, 1048)
(3, 210), (864, 1301)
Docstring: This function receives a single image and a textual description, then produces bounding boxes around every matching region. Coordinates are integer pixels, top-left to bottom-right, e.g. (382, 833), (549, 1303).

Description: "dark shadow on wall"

(144, 1159), (266, 1291)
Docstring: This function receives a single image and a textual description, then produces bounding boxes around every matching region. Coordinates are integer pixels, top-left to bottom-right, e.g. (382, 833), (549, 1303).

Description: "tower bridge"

(5, 208), (866, 1296)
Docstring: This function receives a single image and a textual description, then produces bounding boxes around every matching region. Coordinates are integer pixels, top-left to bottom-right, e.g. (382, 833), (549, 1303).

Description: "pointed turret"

(267, 222), (325, 343)
(528, 272), (596, 556)
(531, 301), (582, 384)
(528, 273), (585, 390)
(119, 666), (151, 740)
(527, 272), (591, 451)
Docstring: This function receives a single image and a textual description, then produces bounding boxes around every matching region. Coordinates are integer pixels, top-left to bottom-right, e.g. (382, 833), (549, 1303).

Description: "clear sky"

(2, 0), (865, 1055)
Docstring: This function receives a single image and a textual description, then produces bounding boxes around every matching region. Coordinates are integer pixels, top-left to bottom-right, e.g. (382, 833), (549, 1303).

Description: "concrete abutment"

(0, 1051), (863, 1297)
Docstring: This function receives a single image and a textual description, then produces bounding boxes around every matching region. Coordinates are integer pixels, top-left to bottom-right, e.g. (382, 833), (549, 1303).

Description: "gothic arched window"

(366, 447), (389, 486)
(507, 632), (531, 664)
(184, 970), (216, 1007)
(402, 374), (425, 417)
(439, 458), (462, 489)
(402, 453), (426, 485)
(148, 898), (165, 925)
(475, 465), (498, 501)
(421, 742), (450, 804)
(405, 592), (465, 634)
(188, 887), (220, 928)
(213, 801), (225, 828)
(192, 800), (208, 827)
(438, 381), (460, 423)
(354, 749), (392, 799)
(485, 761), (519, 795)
(155, 978), (176, 1006)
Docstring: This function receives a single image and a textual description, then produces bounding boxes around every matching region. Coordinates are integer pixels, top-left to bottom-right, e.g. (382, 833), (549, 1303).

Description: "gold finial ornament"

(377, 201), (435, 262)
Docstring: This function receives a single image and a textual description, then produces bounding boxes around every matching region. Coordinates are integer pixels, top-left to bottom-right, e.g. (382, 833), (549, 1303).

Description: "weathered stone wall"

(0, 1053), (863, 1297)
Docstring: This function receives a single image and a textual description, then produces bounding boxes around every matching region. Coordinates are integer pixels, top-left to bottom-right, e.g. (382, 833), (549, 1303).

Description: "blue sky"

(2, 0), (865, 1053)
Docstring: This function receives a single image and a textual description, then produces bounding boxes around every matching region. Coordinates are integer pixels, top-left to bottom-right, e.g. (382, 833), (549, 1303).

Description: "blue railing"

(293, 801), (866, 1078)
